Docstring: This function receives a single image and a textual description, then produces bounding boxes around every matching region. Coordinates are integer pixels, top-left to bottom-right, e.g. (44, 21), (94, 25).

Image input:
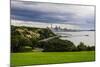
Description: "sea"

(54, 31), (95, 46)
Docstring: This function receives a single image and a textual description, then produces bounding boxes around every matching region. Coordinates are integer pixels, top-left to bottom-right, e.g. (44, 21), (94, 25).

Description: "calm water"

(54, 31), (95, 46)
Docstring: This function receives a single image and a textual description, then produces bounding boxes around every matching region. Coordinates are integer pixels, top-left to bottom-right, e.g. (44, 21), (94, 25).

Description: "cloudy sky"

(11, 0), (95, 30)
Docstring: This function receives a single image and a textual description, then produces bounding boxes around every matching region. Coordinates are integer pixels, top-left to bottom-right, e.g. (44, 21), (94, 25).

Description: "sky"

(11, 0), (95, 30)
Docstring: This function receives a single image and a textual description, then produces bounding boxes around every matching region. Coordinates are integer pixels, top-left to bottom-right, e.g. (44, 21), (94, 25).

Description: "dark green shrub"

(38, 38), (76, 52)
(77, 42), (87, 51)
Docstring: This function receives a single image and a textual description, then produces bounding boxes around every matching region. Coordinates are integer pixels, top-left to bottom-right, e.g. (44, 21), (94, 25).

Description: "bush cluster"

(11, 26), (95, 52)
(37, 39), (95, 52)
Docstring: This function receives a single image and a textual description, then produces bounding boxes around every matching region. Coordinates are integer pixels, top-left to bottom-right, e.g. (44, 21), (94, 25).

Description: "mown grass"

(11, 51), (95, 66)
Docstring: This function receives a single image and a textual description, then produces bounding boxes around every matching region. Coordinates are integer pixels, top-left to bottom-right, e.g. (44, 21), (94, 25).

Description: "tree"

(77, 42), (87, 51)
(11, 37), (19, 52)
(38, 38), (76, 52)
(87, 46), (95, 51)
(11, 35), (32, 52)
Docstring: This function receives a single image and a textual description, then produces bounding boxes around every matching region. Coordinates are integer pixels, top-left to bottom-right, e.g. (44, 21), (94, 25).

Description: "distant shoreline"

(53, 30), (95, 32)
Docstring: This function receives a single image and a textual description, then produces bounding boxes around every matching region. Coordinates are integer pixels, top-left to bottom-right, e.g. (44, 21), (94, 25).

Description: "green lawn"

(11, 51), (95, 66)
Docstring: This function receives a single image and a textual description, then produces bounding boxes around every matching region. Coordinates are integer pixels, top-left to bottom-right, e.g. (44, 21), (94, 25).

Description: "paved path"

(38, 36), (60, 42)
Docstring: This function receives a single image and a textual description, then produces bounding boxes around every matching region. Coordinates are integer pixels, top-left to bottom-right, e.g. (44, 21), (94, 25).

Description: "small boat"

(85, 35), (89, 36)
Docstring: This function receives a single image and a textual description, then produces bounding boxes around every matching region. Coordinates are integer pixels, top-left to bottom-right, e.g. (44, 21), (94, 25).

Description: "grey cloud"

(11, 0), (95, 30)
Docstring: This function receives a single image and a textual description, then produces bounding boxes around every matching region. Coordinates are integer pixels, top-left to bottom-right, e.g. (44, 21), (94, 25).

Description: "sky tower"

(51, 24), (53, 29)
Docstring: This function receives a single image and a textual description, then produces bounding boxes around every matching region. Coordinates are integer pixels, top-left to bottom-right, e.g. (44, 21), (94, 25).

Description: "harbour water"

(54, 31), (95, 46)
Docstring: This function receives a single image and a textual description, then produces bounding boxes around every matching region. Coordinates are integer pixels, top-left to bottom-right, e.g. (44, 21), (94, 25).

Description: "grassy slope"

(11, 51), (95, 66)
(11, 25), (55, 39)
